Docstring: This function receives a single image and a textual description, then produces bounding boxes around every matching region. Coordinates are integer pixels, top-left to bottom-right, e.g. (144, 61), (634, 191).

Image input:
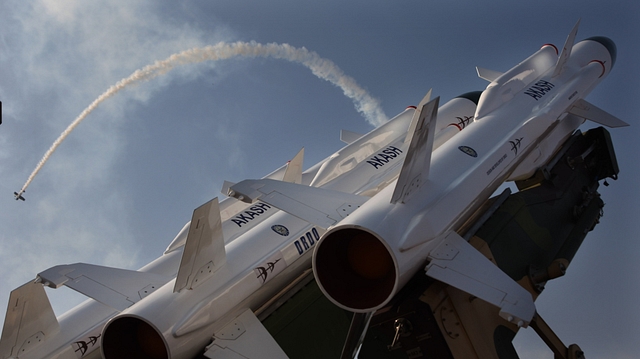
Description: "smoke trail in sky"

(18, 41), (388, 195)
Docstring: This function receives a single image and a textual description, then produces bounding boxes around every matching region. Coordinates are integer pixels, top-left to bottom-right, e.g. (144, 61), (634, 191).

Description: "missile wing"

(174, 198), (226, 293)
(339, 130), (364, 144)
(0, 282), (59, 359)
(37, 263), (171, 311)
(569, 98), (629, 128)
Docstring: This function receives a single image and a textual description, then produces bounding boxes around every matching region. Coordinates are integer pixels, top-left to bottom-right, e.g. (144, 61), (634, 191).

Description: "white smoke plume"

(18, 41), (388, 195)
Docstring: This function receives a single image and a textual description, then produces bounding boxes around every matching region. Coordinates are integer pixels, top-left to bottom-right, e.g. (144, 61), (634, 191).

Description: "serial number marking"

(486, 153), (508, 176)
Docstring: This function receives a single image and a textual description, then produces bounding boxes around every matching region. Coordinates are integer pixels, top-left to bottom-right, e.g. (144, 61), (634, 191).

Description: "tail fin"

(282, 148), (304, 184)
(340, 129), (364, 144)
(0, 281), (60, 357)
(569, 99), (629, 127)
(174, 198), (226, 292)
(552, 19), (580, 78)
(391, 95), (440, 204)
(476, 67), (503, 82)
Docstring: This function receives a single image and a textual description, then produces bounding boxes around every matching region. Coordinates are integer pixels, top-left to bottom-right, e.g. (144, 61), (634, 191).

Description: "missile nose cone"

(456, 91), (483, 105)
(586, 36), (617, 69)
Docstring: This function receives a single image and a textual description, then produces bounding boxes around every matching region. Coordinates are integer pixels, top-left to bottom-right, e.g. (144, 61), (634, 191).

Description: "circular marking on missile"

(458, 146), (478, 157)
(271, 225), (290, 236)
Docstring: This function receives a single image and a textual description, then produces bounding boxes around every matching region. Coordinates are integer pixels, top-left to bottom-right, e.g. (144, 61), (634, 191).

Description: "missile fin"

(37, 263), (170, 311)
(220, 181), (260, 222)
(221, 181), (236, 198)
(175, 197), (226, 292)
(0, 281), (60, 358)
(404, 90), (432, 144)
(164, 221), (191, 254)
(391, 96), (439, 204)
(203, 309), (288, 358)
(425, 231), (536, 327)
(552, 19), (580, 78)
(282, 148), (304, 184)
(476, 67), (503, 82)
(229, 179), (368, 228)
(569, 99), (629, 127)
(340, 129), (364, 144)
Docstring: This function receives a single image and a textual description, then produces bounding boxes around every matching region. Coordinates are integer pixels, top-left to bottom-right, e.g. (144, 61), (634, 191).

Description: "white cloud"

(0, 0), (234, 322)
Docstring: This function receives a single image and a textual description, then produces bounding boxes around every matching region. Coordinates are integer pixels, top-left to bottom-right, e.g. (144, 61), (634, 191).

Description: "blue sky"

(0, 1), (638, 357)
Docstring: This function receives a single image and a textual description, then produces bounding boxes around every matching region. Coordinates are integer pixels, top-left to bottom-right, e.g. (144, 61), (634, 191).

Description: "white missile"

(0, 93), (480, 359)
(230, 24), (628, 333)
(312, 32), (628, 327)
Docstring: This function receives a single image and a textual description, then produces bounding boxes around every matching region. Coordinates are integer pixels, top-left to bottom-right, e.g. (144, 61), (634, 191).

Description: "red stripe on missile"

(542, 43), (558, 55)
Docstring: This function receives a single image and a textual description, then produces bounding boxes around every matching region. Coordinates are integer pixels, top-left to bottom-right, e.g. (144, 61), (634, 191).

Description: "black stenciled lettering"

(379, 153), (392, 162)
(254, 202), (271, 210)
(231, 202), (273, 227)
(524, 80), (555, 101)
(367, 146), (403, 169)
(382, 149), (397, 158)
(388, 146), (403, 155)
(372, 155), (389, 164)
(367, 160), (383, 169)
(300, 236), (309, 250)
(294, 228), (321, 256)
(524, 90), (542, 100)
(250, 206), (264, 214)
(232, 218), (246, 227)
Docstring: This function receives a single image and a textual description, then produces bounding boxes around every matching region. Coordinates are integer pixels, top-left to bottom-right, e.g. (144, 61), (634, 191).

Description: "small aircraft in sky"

(13, 190), (25, 201)
(0, 21), (627, 359)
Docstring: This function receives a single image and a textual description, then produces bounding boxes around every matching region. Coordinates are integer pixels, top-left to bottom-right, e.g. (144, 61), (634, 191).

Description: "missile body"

(313, 37), (617, 326)
(94, 96), (480, 359)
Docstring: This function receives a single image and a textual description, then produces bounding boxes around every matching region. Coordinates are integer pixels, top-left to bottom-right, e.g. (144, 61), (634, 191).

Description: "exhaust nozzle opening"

(314, 228), (397, 311)
(102, 316), (169, 359)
